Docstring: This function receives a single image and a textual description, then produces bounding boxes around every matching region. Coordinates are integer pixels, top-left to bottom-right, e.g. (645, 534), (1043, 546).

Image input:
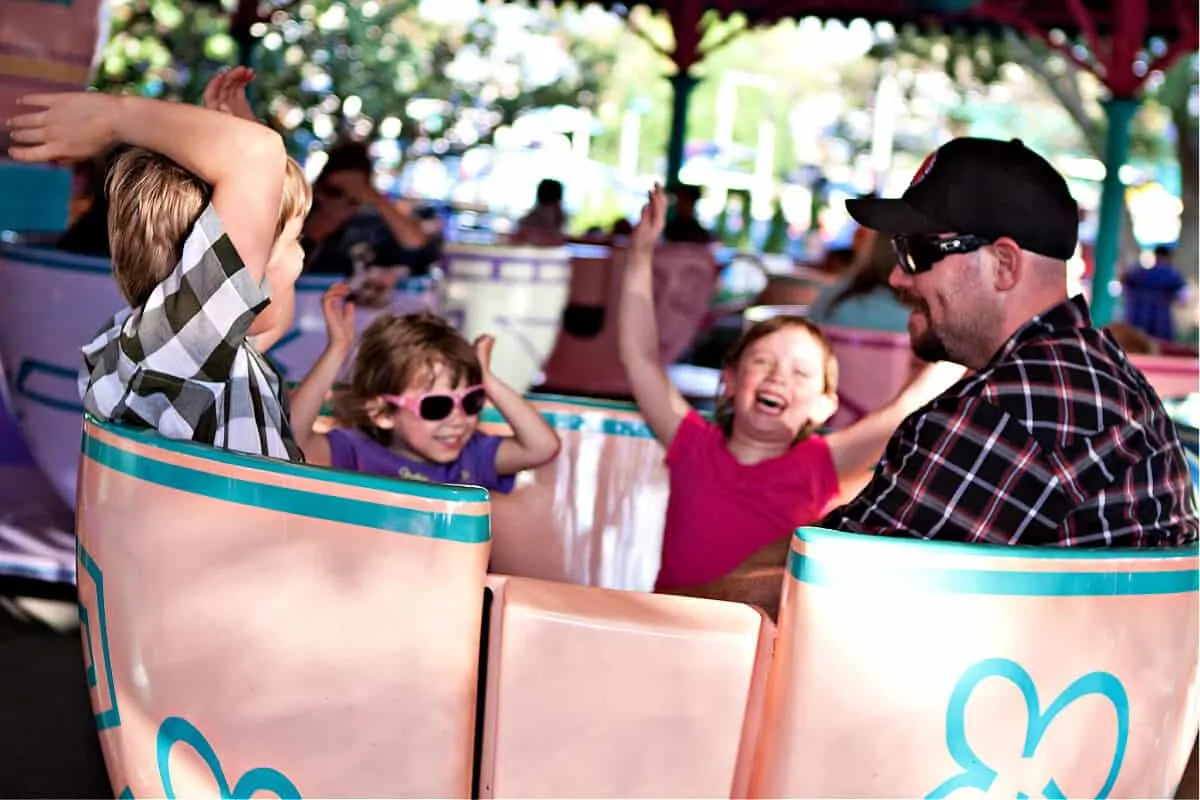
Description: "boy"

(8, 89), (310, 461)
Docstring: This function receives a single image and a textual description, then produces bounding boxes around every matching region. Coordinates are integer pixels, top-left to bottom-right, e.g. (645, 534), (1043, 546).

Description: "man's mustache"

(896, 289), (927, 309)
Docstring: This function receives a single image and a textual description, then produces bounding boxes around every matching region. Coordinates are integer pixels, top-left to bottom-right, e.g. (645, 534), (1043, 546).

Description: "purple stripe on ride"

(0, 397), (35, 467)
(441, 257), (571, 283)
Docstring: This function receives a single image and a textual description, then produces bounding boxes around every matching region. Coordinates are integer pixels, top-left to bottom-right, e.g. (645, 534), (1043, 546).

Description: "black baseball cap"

(846, 137), (1079, 260)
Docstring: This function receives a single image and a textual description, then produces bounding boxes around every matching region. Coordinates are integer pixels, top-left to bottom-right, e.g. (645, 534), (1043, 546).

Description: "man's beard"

(911, 326), (950, 363)
(898, 289), (951, 363)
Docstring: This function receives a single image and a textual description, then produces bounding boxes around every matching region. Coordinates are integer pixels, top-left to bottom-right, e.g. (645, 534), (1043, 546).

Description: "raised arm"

(289, 284), (356, 466)
(481, 336), (561, 474)
(325, 171), (429, 250)
(9, 91), (286, 284)
(823, 359), (967, 480)
(618, 185), (691, 448)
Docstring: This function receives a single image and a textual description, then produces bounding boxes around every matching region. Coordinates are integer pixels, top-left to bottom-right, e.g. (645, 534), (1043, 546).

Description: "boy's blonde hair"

(106, 148), (311, 307)
(278, 156), (312, 237)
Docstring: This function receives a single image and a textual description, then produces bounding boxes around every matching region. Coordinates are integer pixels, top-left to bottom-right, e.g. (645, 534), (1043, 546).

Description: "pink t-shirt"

(655, 410), (839, 591)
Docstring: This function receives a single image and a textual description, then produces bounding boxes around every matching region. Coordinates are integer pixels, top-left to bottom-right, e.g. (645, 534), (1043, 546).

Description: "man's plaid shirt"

(80, 204), (303, 462)
(822, 296), (1198, 547)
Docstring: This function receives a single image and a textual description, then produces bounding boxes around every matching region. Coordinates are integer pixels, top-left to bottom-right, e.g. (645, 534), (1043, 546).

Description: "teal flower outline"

(157, 716), (302, 799)
(927, 657), (1128, 800)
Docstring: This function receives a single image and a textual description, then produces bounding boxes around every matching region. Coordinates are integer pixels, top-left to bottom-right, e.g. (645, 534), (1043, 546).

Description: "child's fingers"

(8, 143), (57, 162)
(8, 126), (48, 146)
(15, 94), (55, 111)
(7, 109), (47, 130)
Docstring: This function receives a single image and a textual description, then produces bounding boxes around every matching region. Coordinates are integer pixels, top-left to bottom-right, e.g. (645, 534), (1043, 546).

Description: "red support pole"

(1106, 0), (1148, 97)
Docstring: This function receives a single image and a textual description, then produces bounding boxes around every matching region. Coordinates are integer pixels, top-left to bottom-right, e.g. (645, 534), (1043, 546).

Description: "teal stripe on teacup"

(82, 425), (490, 543)
(789, 529), (1198, 596)
(480, 406), (656, 439)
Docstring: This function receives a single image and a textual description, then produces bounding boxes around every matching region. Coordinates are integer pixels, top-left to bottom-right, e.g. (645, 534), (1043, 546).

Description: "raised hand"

(630, 183), (667, 254)
(7, 93), (120, 163)
(321, 283), (356, 354)
(202, 66), (257, 122)
(474, 334), (496, 384)
(325, 169), (378, 204)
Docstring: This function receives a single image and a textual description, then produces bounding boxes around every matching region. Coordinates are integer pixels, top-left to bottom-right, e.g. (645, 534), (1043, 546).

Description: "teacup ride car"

(76, 394), (1199, 798)
(439, 242), (572, 395)
(539, 242), (718, 398)
(0, 241), (571, 508)
(0, 360), (75, 585)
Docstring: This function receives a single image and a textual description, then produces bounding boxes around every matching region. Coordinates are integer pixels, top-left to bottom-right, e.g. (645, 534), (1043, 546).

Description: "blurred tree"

(873, 27), (1197, 266)
(92, 0), (614, 159)
(92, 0), (237, 103)
(1149, 54), (1197, 275)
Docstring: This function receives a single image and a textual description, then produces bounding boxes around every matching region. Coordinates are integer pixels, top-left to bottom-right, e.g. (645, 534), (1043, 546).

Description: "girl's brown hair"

(335, 312), (482, 444)
(714, 316), (839, 439)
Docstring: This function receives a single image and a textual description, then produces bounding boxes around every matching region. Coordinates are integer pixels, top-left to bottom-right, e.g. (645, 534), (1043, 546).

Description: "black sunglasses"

(892, 234), (994, 275)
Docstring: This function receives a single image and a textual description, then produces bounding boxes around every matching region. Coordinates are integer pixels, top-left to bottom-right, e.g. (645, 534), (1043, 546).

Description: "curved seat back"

(0, 362), (74, 584)
(539, 243), (717, 397)
(820, 324), (918, 430)
(441, 243), (572, 393)
(751, 526), (1200, 798)
(1129, 353), (1199, 401)
(479, 575), (773, 798)
(754, 272), (832, 309)
(263, 273), (438, 382)
(483, 395), (668, 591)
(76, 417), (491, 798)
(0, 246), (121, 505)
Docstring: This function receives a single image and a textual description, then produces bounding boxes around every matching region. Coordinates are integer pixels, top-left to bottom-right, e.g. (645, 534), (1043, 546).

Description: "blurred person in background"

(303, 141), (432, 306)
(808, 229), (910, 333)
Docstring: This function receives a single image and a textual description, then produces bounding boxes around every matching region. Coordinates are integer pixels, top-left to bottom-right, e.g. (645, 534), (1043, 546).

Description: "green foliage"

(92, 0), (236, 103)
(567, 183), (626, 235)
(93, 0), (615, 156)
(762, 200), (789, 254)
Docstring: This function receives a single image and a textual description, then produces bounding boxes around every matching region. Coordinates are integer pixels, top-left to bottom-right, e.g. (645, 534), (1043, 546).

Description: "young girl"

(619, 186), (964, 592)
(289, 285), (560, 490)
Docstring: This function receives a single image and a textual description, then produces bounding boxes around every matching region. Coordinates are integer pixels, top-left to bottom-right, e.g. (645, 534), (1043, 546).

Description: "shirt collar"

(984, 294), (1092, 368)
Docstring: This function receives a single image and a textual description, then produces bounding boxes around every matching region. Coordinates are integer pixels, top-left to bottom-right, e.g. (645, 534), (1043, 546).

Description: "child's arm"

(618, 185), (691, 448)
(480, 336), (561, 474)
(824, 359), (967, 480)
(289, 284), (356, 466)
(9, 91), (285, 285)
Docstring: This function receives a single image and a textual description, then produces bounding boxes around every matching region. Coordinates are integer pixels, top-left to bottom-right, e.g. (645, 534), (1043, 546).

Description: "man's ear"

(990, 237), (1022, 292)
(811, 391), (839, 428)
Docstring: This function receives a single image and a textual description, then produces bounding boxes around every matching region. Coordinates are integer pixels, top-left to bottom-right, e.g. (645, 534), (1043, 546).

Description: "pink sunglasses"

(382, 385), (487, 421)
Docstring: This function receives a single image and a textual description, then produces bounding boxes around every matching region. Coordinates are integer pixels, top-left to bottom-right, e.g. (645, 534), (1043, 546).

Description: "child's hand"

(629, 183), (667, 254)
(202, 66), (257, 122)
(474, 334), (495, 384)
(7, 93), (119, 163)
(321, 283), (356, 354)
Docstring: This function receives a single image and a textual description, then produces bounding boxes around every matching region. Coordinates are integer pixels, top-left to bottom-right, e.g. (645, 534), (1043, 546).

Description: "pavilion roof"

(561, 0), (1190, 42)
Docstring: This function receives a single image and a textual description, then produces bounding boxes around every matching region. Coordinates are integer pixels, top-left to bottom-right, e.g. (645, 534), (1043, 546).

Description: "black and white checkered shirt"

(822, 296), (1198, 547)
(80, 204), (303, 462)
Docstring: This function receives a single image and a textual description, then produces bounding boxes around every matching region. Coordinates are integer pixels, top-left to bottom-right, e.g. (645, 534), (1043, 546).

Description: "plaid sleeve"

(120, 204), (271, 383)
(820, 395), (1071, 544)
